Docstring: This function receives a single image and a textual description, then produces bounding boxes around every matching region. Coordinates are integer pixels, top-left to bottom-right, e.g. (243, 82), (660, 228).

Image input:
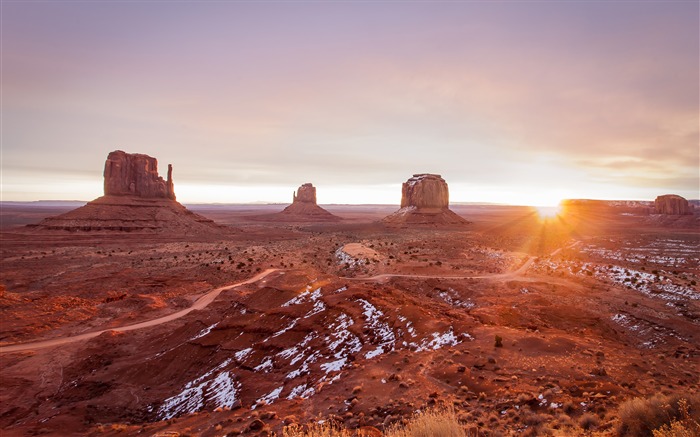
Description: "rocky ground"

(0, 204), (698, 436)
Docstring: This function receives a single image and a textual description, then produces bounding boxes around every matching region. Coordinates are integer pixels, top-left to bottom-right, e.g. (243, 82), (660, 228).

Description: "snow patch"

(357, 299), (396, 359)
(157, 359), (237, 420)
(253, 386), (283, 409)
(254, 357), (274, 373)
(189, 322), (219, 341)
(320, 358), (347, 374)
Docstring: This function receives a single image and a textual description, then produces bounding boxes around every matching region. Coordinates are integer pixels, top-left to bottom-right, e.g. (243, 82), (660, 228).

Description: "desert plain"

(0, 199), (698, 437)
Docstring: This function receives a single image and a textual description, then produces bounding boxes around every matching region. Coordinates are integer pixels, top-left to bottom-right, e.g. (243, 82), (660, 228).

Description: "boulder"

(654, 195), (692, 215)
(103, 150), (175, 200)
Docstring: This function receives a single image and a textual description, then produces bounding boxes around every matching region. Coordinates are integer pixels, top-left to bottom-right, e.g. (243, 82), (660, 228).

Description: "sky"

(2, 1), (698, 206)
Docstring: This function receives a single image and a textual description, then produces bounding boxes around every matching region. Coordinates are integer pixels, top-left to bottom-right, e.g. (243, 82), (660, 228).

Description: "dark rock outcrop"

(383, 174), (468, 225)
(654, 195), (692, 215)
(104, 150), (175, 200)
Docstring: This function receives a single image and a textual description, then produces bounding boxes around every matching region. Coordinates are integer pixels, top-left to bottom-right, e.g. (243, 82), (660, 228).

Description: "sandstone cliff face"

(104, 150), (175, 200)
(401, 174), (449, 209)
(384, 174), (468, 225)
(654, 194), (692, 215)
(293, 183), (317, 204)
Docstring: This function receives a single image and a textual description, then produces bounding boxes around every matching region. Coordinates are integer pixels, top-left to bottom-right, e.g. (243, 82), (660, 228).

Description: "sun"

(534, 203), (563, 220)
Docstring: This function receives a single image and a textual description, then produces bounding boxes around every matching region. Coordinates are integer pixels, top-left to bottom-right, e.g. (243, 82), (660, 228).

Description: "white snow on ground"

(189, 322), (219, 341)
(277, 332), (317, 363)
(415, 329), (461, 351)
(438, 289), (475, 309)
(580, 240), (700, 268)
(253, 386), (283, 409)
(397, 315), (418, 338)
(207, 371), (240, 409)
(287, 384), (312, 400)
(271, 318), (299, 338)
(157, 358), (236, 420)
(282, 287), (322, 307)
(305, 299), (326, 318)
(286, 351), (320, 379)
(234, 348), (253, 362)
(283, 287), (325, 318)
(326, 313), (362, 360)
(320, 358), (347, 373)
(335, 247), (365, 268)
(611, 313), (686, 348)
(357, 299), (396, 358)
(254, 356), (274, 373)
(160, 293), (480, 417)
(282, 290), (309, 307)
(538, 259), (698, 302)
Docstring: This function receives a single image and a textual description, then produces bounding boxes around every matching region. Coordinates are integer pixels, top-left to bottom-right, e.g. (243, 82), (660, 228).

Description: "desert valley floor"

(0, 204), (698, 436)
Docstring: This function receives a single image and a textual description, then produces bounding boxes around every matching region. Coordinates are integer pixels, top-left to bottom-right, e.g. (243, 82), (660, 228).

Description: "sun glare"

(534, 203), (563, 220)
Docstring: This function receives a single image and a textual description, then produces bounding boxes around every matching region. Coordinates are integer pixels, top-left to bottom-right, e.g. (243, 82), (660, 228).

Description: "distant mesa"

(654, 194), (692, 215)
(275, 183), (340, 221)
(382, 174), (469, 225)
(32, 150), (224, 234)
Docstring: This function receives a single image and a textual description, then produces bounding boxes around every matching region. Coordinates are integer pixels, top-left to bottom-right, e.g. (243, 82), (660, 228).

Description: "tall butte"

(33, 150), (222, 234)
(276, 183), (340, 221)
(103, 150), (176, 200)
(382, 174), (469, 225)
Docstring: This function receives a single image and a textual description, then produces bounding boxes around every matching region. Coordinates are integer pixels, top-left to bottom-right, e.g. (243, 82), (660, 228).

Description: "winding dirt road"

(0, 241), (577, 355)
(0, 269), (280, 354)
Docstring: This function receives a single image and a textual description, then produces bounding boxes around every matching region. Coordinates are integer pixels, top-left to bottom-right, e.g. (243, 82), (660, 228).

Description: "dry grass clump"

(282, 408), (468, 437)
(384, 406), (465, 437)
(652, 399), (700, 437)
(617, 394), (700, 437)
(283, 421), (353, 437)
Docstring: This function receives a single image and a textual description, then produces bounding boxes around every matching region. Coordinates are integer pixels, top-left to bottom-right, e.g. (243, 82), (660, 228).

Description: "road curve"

(0, 268), (279, 354)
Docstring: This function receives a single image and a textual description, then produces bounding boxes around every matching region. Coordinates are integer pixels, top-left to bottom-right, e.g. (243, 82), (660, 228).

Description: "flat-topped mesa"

(383, 173), (468, 225)
(654, 194), (692, 215)
(293, 183), (317, 204)
(104, 150), (175, 200)
(401, 174), (449, 209)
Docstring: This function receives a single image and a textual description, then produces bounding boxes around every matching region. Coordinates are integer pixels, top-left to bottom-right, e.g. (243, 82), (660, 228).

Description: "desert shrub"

(494, 335), (503, 348)
(579, 413), (599, 430)
(385, 406), (466, 437)
(617, 394), (700, 437)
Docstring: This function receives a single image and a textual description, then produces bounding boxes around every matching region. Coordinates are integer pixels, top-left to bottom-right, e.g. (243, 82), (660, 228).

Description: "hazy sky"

(2, 1), (698, 205)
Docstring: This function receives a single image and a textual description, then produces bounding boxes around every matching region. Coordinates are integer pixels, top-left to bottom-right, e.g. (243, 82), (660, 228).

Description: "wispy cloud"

(2, 1), (698, 202)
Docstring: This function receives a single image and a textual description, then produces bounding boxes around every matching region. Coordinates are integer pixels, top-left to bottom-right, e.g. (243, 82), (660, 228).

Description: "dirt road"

(0, 269), (279, 354)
